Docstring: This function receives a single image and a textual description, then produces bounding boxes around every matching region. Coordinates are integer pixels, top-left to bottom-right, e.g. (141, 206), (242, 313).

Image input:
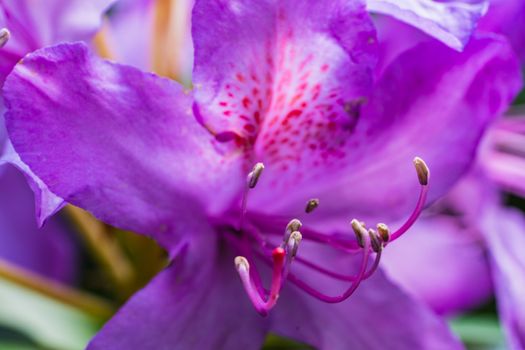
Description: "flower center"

(222, 159), (430, 316)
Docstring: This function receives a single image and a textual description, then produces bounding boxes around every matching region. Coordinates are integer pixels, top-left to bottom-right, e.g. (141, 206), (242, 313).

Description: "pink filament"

(389, 183), (429, 242)
(285, 238), (371, 303)
(235, 246), (286, 316)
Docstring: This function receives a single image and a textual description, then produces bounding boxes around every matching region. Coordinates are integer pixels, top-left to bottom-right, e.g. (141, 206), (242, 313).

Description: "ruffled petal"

(4, 43), (243, 251)
(366, 0), (488, 51)
(88, 232), (269, 350)
(0, 141), (64, 226)
(272, 269), (463, 349)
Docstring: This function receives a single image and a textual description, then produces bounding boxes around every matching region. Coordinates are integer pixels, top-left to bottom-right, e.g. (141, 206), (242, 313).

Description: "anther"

(377, 223), (390, 243)
(234, 256), (250, 271)
(288, 231), (302, 258)
(368, 229), (382, 253)
(283, 218), (302, 244)
(351, 219), (367, 248)
(305, 198), (320, 213)
(413, 157), (429, 186)
(286, 218), (302, 232)
(0, 28), (10, 48)
(247, 162), (265, 188)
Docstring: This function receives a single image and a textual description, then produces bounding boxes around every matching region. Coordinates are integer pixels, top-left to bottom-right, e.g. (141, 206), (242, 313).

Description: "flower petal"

(192, 0), (377, 147)
(4, 43), (243, 251)
(272, 269), (463, 349)
(88, 233), (269, 349)
(478, 0), (525, 61)
(0, 140), (64, 226)
(482, 206), (525, 349)
(0, 0), (115, 83)
(366, 0), (488, 51)
(382, 215), (492, 315)
(0, 165), (76, 282)
(253, 35), (522, 228)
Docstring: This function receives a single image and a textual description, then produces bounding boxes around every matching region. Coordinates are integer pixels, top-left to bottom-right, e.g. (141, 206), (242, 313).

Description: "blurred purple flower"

(372, 2), (525, 348)
(0, 0), (115, 225)
(2, 0), (522, 348)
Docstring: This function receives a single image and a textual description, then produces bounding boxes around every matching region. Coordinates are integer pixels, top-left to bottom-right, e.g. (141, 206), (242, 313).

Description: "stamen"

(351, 219), (367, 248)
(283, 218), (302, 245)
(305, 198), (320, 213)
(389, 157), (430, 241)
(287, 231), (302, 258)
(413, 157), (429, 186)
(368, 229), (382, 253)
(239, 162), (265, 231)
(247, 162), (265, 188)
(377, 223), (390, 243)
(285, 237), (371, 303)
(0, 28), (10, 48)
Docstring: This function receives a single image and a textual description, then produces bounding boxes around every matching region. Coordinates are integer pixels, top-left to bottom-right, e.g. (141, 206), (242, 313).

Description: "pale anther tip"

(286, 218), (302, 233)
(234, 256), (250, 270)
(247, 162), (265, 188)
(351, 219), (366, 248)
(413, 157), (429, 186)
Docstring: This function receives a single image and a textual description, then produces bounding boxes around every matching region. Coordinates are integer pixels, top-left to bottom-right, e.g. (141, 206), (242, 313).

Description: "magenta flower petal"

(192, 0), (377, 142)
(3, 43), (244, 251)
(366, 0), (488, 51)
(1, 141), (64, 226)
(478, 0), (525, 61)
(88, 234), (269, 349)
(254, 35), (522, 227)
(382, 216), (492, 315)
(0, 165), (76, 282)
(0, 0), (115, 83)
(272, 269), (463, 349)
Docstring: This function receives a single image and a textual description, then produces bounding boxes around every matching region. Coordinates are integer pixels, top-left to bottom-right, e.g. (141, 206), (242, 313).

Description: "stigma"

(230, 157), (430, 316)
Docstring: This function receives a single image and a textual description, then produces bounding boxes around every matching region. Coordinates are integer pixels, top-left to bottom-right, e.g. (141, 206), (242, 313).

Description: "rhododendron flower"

(2, 0), (521, 349)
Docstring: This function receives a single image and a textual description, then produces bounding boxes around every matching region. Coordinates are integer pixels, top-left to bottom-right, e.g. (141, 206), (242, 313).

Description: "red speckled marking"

(201, 22), (367, 180)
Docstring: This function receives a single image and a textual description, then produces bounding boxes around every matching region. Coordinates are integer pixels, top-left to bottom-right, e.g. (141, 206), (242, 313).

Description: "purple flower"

(2, 0), (521, 348)
(0, 0), (115, 225)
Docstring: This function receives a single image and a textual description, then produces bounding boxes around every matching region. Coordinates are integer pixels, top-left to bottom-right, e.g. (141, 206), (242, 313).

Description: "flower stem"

(65, 205), (136, 299)
(0, 258), (115, 319)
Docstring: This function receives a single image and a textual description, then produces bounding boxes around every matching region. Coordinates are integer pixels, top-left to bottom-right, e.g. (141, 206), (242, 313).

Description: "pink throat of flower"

(226, 159), (429, 317)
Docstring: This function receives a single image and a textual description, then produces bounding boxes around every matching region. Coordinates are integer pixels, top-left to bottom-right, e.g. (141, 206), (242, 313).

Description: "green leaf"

(0, 279), (102, 350)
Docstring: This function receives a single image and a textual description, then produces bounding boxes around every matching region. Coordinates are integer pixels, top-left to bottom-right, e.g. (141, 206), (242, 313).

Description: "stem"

(0, 258), (115, 319)
(65, 206), (136, 299)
